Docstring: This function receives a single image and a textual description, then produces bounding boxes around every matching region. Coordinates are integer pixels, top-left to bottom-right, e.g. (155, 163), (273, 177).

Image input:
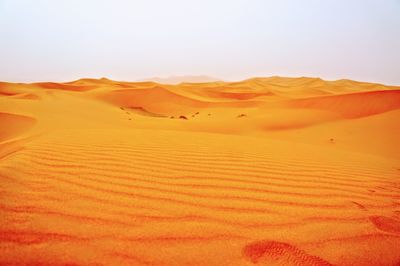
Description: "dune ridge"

(288, 90), (400, 118)
(0, 76), (399, 265)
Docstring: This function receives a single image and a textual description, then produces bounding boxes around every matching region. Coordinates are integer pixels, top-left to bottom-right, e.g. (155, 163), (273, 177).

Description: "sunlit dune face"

(0, 77), (400, 265)
(289, 90), (400, 119)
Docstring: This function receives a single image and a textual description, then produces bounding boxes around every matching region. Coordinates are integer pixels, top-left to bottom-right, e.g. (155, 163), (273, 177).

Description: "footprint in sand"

(368, 215), (400, 235)
(350, 200), (400, 235)
(242, 240), (332, 265)
(392, 211), (400, 219)
(351, 201), (367, 211)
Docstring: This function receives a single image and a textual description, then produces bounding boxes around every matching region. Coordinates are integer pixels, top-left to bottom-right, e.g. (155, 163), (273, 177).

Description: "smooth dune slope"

(0, 112), (36, 141)
(0, 76), (400, 265)
(288, 90), (400, 118)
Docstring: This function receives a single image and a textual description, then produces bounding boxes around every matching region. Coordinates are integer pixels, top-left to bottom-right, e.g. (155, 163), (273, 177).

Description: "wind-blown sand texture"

(1, 77), (400, 265)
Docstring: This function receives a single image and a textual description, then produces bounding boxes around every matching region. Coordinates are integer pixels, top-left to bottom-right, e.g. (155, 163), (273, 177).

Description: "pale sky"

(0, 0), (399, 84)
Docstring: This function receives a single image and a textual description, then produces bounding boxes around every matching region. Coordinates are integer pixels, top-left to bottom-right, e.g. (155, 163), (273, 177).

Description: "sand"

(0, 77), (399, 265)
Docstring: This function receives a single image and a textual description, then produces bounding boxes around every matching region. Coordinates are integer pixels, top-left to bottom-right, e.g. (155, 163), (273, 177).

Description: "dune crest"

(288, 90), (400, 118)
(139, 75), (221, 84)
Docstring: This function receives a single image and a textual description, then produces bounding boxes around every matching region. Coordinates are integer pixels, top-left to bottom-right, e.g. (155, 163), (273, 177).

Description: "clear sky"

(0, 0), (399, 84)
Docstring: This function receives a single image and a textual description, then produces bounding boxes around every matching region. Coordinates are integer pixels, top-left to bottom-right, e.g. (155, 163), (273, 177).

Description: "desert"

(1, 76), (400, 265)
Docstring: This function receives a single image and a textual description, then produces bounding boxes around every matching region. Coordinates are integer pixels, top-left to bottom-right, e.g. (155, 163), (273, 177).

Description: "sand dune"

(289, 90), (400, 118)
(0, 112), (36, 141)
(34, 82), (94, 92)
(1, 77), (399, 265)
(96, 87), (209, 116)
(139, 75), (221, 84)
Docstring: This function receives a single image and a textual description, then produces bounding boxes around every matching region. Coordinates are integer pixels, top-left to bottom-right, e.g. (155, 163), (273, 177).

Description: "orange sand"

(0, 77), (400, 265)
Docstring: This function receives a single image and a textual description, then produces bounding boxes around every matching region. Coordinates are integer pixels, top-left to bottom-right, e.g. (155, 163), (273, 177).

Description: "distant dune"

(289, 90), (400, 118)
(1, 76), (400, 265)
(138, 75), (221, 84)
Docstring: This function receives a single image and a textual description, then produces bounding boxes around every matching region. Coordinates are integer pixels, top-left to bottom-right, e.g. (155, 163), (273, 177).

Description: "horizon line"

(1, 75), (400, 87)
